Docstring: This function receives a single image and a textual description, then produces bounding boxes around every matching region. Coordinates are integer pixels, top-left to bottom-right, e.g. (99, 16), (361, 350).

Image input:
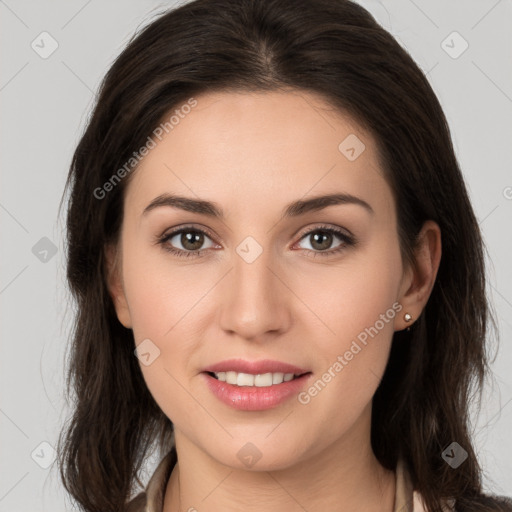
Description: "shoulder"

(125, 491), (147, 512)
(412, 490), (454, 512)
(125, 447), (177, 512)
(413, 490), (512, 512)
(457, 494), (512, 511)
(396, 457), (512, 512)
(395, 458), (453, 512)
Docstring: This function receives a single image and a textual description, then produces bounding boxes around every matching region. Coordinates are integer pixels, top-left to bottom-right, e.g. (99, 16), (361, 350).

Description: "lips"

(202, 358), (310, 375)
(201, 359), (312, 410)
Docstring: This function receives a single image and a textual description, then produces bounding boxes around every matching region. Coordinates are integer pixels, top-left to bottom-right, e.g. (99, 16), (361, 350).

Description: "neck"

(163, 409), (396, 512)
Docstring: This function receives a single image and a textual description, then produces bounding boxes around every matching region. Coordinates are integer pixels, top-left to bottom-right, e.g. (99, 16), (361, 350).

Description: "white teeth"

(213, 371), (298, 386)
(272, 372), (284, 384)
(237, 372), (255, 386)
(226, 371), (237, 385)
(254, 373), (272, 387)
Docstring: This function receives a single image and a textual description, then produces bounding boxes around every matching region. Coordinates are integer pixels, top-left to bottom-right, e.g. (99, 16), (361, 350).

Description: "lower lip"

(202, 372), (312, 411)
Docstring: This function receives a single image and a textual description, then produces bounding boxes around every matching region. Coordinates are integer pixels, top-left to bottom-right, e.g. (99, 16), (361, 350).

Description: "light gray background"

(1, 0), (511, 510)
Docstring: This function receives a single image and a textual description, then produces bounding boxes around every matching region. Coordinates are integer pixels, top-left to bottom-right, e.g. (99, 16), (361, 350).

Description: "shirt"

(125, 447), (448, 512)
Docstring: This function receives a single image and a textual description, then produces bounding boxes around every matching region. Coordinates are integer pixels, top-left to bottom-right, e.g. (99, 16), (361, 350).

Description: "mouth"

(201, 359), (312, 410)
(202, 369), (313, 411)
(205, 370), (310, 387)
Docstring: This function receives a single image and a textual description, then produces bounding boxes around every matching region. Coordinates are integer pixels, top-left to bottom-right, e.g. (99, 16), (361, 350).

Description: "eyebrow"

(142, 192), (374, 218)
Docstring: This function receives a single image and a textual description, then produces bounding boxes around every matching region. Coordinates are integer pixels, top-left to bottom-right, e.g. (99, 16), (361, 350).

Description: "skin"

(106, 89), (441, 511)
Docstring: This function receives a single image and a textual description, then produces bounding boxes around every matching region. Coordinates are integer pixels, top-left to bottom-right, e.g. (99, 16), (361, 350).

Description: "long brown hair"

(57, 0), (512, 510)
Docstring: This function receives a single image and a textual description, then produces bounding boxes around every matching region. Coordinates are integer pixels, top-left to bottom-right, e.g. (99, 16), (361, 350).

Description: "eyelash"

(156, 224), (357, 259)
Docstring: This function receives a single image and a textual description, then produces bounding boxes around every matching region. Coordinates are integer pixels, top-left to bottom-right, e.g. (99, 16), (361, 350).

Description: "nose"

(217, 245), (292, 342)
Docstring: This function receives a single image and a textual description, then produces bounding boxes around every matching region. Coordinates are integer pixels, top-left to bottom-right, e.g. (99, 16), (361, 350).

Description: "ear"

(105, 243), (132, 329)
(395, 220), (442, 331)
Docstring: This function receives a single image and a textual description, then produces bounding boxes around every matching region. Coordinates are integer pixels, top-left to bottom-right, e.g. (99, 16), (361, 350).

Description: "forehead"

(124, 90), (394, 223)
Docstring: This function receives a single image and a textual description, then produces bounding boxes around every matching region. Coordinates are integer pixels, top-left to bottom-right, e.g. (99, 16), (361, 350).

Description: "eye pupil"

(311, 231), (333, 251)
(182, 231), (204, 250)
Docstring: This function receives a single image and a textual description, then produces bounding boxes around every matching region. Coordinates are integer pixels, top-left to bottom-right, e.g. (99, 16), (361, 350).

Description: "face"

(108, 90), (412, 471)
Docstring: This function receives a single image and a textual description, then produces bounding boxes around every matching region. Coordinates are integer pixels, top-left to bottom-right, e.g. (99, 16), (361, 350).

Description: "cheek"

(120, 238), (213, 406)
(121, 245), (202, 424)
(121, 234), (207, 340)
(296, 234), (402, 401)
(301, 231), (402, 345)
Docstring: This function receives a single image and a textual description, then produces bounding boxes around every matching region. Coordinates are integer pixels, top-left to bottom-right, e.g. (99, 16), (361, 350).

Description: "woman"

(57, 0), (512, 510)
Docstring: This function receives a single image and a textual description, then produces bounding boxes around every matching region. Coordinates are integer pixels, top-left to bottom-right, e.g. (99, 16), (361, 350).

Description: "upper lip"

(203, 359), (310, 375)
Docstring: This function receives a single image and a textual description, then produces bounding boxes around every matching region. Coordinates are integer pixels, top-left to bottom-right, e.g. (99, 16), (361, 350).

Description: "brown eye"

(158, 224), (356, 259)
(178, 231), (205, 251)
(308, 230), (336, 251)
(159, 227), (216, 258)
(296, 226), (356, 257)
